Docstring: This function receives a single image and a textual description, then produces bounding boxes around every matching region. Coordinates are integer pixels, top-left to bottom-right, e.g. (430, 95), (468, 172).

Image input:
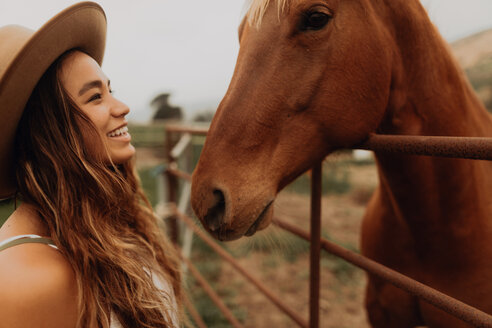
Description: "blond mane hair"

(247, 0), (289, 27)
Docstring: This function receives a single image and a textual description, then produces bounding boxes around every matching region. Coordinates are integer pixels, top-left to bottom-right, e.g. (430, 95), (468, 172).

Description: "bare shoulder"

(0, 244), (78, 328)
(0, 213), (78, 327)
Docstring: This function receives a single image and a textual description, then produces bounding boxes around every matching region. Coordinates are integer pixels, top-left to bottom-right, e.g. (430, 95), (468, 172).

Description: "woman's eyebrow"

(78, 79), (110, 96)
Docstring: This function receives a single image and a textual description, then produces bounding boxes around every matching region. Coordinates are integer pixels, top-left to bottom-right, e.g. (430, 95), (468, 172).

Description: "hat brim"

(0, 2), (107, 198)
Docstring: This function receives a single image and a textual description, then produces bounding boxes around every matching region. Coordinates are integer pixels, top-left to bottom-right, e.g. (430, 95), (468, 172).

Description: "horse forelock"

(247, 0), (289, 27)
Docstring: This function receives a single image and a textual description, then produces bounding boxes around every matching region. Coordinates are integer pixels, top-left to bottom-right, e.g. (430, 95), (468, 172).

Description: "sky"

(1, 0), (492, 122)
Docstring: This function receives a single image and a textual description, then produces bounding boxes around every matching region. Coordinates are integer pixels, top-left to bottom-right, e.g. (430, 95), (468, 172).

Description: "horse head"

(191, 0), (427, 241)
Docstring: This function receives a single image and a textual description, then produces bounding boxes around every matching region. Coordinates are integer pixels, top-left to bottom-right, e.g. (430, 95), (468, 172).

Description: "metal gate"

(162, 124), (492, 328)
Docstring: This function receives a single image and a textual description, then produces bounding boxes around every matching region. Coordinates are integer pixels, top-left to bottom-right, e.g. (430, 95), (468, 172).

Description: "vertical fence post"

(165, 129), (179, 244)
(310, 161), (322, 328)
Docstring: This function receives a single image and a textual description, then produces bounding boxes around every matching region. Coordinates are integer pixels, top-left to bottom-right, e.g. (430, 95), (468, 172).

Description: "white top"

(110, 270), (179, 328)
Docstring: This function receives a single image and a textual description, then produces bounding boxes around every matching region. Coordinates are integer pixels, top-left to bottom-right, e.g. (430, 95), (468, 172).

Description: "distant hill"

(451, 29), (492, 111)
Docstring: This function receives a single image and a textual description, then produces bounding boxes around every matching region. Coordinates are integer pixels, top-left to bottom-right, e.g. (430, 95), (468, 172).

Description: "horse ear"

(238, 15), (247, 43)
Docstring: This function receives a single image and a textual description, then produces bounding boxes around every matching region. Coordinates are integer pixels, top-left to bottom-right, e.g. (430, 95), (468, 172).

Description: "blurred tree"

(192, 110), (215, 122)
(151, 93), (183, 121)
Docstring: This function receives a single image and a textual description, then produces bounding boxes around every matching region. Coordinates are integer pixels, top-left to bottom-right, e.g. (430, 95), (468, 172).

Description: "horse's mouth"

(208, 200), (274, 241)
(245, 201), (274, 237)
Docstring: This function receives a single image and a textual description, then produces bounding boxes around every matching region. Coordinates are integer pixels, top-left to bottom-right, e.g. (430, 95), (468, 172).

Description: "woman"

(0, 3), (181, 328)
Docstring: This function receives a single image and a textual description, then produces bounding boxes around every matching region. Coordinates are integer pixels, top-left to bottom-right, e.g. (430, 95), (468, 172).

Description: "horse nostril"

(204, 189), (226, 232)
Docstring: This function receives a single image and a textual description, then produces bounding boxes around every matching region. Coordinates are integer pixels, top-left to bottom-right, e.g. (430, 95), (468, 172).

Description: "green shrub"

(186, 235), (246, 326)
(285, 161), (351, 195)
(138, 167), (159, 206)
(128, 123), (167, 148)
(0, 199), (16, 227)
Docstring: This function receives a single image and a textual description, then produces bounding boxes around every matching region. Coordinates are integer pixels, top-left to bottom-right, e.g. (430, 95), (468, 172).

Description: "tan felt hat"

(0, 2), (107, 198)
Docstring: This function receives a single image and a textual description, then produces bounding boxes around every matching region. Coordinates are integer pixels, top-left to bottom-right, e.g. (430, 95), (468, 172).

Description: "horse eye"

(300, 12), (331, 31)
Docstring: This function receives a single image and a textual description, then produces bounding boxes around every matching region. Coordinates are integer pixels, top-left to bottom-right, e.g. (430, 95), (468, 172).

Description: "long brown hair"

(14, 50), (182, 328)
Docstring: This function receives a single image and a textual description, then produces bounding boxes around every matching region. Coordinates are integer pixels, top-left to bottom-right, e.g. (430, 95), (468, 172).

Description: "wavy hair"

(14, 50), (182, 328)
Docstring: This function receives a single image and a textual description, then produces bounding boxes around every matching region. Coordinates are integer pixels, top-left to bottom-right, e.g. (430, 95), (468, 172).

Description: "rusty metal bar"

(165, 130), (179, 244)
(167, 167), (192, 182)
(309, 162), (322, 328)
(183, 294), (208, 328)
(176, 210), (309, 328)
(165, 125), (492, 160)
(165, 124), (209, 135)
(180, 254), (244, 328)
(358, 134), (492, 160)
(273, 218), (492, 328)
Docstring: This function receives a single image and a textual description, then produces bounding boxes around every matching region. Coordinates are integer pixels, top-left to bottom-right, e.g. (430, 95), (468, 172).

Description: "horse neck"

(378, 0), (491, 137)
(373, 1), (492, 236)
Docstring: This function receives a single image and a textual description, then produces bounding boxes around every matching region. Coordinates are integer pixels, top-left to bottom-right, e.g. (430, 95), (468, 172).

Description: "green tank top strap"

(0, 234), (57, 252)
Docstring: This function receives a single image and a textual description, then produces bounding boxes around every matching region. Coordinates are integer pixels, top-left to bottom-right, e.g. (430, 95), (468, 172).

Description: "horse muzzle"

(191, 178), (275, 241)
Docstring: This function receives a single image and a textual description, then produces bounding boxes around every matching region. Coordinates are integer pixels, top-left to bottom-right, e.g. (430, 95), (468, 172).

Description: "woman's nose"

(111, 98), (130, 117)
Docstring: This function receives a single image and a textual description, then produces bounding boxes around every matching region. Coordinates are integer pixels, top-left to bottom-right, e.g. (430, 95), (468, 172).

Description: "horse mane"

(247, 0), (289, 27)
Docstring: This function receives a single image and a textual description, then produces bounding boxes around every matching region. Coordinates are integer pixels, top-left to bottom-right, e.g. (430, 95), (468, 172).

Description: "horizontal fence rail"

(167, 167), (192, 182)
(358, 134), (492, 159)
(165, 124), (208, 135)
(165, 124), (492, 160)
(165, 125), (492, 160)
(163, 125), (492, 328)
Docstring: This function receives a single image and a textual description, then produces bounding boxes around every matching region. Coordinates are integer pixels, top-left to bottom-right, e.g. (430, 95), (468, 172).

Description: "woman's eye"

(89, 93), (102, 102)
(300, 11), (332, 31)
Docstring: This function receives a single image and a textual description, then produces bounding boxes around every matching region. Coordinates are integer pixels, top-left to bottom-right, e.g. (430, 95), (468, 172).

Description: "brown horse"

(191, 0), (492, 326)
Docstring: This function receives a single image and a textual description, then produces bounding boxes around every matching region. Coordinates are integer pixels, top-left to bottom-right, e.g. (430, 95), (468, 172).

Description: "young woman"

(0, 3), (181, 328)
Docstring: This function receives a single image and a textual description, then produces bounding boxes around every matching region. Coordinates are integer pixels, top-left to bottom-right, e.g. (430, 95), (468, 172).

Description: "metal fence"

(161, 124), (492, 328)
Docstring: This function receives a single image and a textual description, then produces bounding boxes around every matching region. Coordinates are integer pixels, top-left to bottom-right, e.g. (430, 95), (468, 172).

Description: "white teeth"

(107, 126), (128, 137)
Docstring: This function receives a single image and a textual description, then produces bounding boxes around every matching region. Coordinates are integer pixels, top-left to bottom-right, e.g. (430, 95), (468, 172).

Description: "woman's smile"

(107, 125), (131, 141)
